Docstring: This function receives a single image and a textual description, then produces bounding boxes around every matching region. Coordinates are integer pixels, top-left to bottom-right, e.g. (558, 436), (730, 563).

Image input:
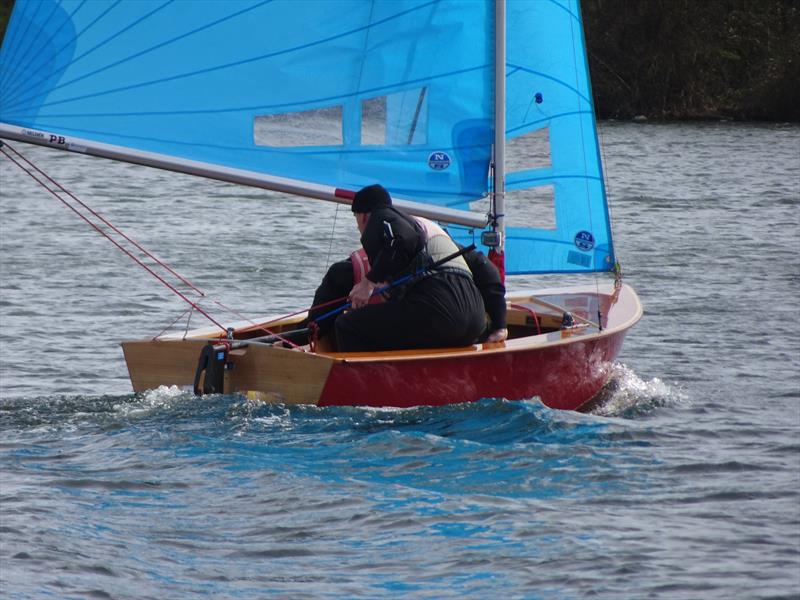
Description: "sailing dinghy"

(0, 0), (642, 411)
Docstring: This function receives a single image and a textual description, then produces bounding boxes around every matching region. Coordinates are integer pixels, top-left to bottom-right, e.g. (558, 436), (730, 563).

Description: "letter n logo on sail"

(427, 151), (451, 171)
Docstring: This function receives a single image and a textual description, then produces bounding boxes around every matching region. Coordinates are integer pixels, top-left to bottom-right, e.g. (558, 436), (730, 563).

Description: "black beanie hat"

(351, 184), (392, 213)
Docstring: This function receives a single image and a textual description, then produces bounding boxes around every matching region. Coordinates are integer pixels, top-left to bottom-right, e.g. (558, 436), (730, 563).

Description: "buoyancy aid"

(350, 248), (385, 304)
(413, 217), (471, 276)
(350, 217), (472, 294)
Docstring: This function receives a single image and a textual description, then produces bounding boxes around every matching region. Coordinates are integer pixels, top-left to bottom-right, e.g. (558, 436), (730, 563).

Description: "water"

(1, 122), (798, 599)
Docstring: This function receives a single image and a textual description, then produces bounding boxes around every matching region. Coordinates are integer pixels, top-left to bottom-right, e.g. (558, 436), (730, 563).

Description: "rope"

(2, 142), (206, 296)
(0, 141), (304, 347)
(510, 303), (541, 335)
(152, 306), (194, 341)
(525, 296), (599, 330)
(324, 203), (340, 273)
(207, 298), (304, 349)
(0, 144), (230, 332)
(260, 293), (350, 328)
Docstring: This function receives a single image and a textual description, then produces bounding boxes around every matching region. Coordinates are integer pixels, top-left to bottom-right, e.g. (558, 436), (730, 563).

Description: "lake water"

(1, 122), (798, 599)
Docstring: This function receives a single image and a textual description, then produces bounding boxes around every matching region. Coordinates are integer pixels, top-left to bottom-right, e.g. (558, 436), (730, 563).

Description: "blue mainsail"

(0, 0), (614, 275)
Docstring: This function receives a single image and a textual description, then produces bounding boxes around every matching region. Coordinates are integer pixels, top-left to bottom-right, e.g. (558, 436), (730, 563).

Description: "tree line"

(582, 0), (798, 120)
(0, 0), (797, 121)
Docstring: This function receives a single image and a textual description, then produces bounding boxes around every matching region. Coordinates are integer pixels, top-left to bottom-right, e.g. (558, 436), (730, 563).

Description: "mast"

(489, 0), (507, 279)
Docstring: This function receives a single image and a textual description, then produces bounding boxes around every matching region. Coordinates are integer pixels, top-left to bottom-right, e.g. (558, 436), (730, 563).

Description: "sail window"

(254, 107), (343, 147)
(505, 185), (557, 230)
(503, 127), (555, 229)
(469, 184), (556, 232)
(506, 126), (551, 171)
(362, 87), (428, 146)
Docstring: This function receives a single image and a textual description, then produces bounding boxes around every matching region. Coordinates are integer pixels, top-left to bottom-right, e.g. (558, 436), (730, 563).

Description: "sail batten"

(5, 65), (492, 119)
(3, 1), (446, 114)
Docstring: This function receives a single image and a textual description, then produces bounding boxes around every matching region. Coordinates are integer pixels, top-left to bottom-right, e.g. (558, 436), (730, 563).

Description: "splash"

(588, 363), (688, 418)
(112, 385), (190, 418)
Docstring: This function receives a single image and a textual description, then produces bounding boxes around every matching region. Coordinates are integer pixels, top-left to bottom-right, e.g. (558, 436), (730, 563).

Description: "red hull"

(318, 328), (628, 411)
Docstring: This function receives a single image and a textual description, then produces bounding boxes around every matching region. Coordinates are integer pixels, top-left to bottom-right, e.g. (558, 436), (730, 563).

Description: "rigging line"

(261, 293), (351, 329)
(0, 144), (228, 333)
(207, 299), (303, 350)
(596, 119), (617, 247)
(153, 299), (303, 351)
(3, 141), (205, 297)
(526, 296), (599, 329)
(183, 306), (194, 340)
(592, 87), (618, 270)
(324, 203), (341, 273)
(4, 142), (302, 348)
(325, 203), (340, 272)
(152, 305), (193, 341)
(569, 2), (604, 328)
(510, 303), (542, 335)
(204, 292), (354, 349)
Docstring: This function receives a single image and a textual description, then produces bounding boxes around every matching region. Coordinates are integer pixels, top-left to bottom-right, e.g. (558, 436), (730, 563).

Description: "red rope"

(4, 143), (206, 296)
(1, 144), (229, 331)
(210, 299), (304, 349)
(510, 303), (542, 335)
(1, 142), (343, 349)
(261, 293), (350, 327)
(206, 292), (355, 350)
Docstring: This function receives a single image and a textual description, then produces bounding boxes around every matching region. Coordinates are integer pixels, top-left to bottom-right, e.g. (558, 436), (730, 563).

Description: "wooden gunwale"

(162, 283), (639, 345)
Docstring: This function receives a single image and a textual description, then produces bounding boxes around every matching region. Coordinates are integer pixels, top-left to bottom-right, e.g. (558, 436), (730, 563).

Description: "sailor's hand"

(349, 278), (377, 309)
(485, 328), (508, 343)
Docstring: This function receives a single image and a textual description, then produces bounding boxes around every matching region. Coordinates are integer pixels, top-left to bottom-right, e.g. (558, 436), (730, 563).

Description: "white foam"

(590, 363), (689, 417)
(112, 385), (189, 417)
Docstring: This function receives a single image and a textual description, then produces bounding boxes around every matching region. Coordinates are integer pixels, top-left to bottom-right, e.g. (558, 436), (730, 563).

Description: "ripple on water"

(1, 123), (799, 599)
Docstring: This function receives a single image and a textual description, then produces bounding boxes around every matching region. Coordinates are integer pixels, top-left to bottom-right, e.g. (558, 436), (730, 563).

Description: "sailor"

(308, 244), (508, 348)
(327, 184), (489, 352)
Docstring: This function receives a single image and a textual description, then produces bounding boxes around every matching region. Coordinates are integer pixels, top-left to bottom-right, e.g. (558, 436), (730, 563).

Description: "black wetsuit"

(330, 207), (487, 352)
(462, 247), (506, 334)
(307, 238), (507, 347)
(306, 258), (354, 339)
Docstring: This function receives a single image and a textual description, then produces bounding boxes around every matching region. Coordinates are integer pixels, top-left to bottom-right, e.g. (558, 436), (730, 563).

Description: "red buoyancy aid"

(350, 248), (385, 304)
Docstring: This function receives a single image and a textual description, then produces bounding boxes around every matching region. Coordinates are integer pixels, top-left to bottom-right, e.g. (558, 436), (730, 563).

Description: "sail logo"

(574, 230), (595, 251)
(427, 151), (451, 171)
